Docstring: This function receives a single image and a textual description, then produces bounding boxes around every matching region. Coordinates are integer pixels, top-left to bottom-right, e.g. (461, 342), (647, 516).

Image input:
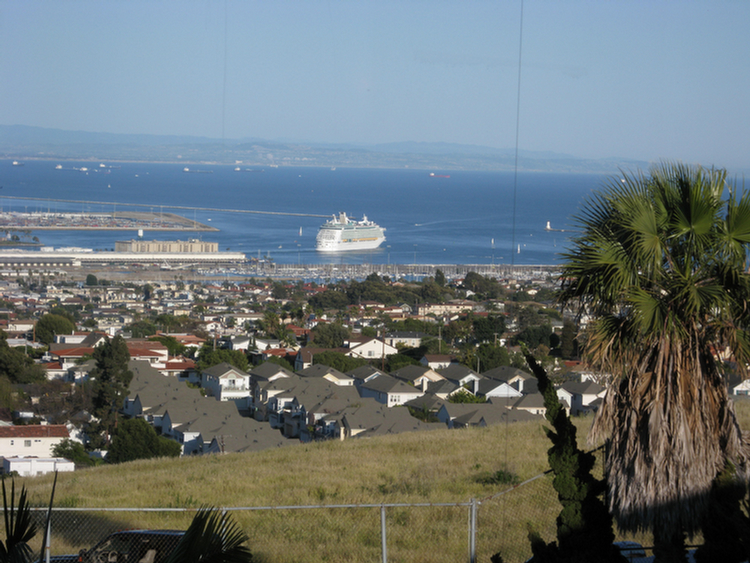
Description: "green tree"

(472, 315), (506, 343)
(264, 355), (294, 371)
(312, 351), (368, 372)
(106, 418), (181, 463)
(85, 273), (98, 286)
(559, 163), (750, 561)
(0, 332), (45, 384)
(35, 313), (75, 345)
(125, 319), (157, 338)
(475, 343), (510, 371)
(448, 389), (485, 404)
(434, 268), (446, 287)
(52, 438), (98, 468)
(311, 322), (350, 349)
(521, 353), (623, 563)
(559, 319), (578, 359)
(149, 335), (187, 357)
(89, 335), (133, 448)
(196, 345), (248, 372)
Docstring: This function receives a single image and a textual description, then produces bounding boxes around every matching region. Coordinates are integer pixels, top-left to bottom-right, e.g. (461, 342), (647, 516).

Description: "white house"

(3, 457), (75, 477)
(733, 379), (750, 396)
(359, 375), (424, 407)
(0, 425), (70, 459)
(556, 381), (606, 415)
(345, 337), (398, 360)
(201, 362), (251, 403)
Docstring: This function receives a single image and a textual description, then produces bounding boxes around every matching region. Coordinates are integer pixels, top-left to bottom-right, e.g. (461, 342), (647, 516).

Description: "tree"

(521, 353), (623, 563)
(89, 335), (133, 448)
(559, 319), (578, 359)
(0, 332), (45, 384)
(434, 268), (446, 287)
(311, 322), (350, 349)
(312, 351), (368, 373)
(196, 345), (248, 372)
(475, 343), (510, 371)
(125, 319), (157, 338)
(559, 163), (750, 561)
(52, 438), (98, 468)
(85, 273), (98, 286)
(472, 315), (506, 343)
(107, 418), (181, 463)
(35, 313), (76, 345)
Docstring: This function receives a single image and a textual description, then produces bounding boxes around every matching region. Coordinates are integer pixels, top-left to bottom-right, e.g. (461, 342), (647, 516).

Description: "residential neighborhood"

(0, 267), (639, 472)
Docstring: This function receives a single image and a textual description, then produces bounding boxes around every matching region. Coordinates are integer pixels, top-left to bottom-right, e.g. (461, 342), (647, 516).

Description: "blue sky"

(1, 1), (749, 168)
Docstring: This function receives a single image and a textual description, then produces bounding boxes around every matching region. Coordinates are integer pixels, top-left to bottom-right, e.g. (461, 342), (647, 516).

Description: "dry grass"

(12, 400), (749, 562)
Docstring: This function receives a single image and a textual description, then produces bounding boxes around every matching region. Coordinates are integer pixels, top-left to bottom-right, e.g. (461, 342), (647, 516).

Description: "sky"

(1, 1), (749, 168)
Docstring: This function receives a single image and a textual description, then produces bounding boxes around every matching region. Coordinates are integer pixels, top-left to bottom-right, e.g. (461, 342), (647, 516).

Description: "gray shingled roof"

(249, 361), (296, 381)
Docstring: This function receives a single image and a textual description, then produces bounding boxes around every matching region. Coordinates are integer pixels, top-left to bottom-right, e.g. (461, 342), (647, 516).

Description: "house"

(0, 425), (70, 458)
(733, 379), (750, 396)
(436, 403), (515, 429)
(425, 379), (460, 400)
(384, 331), (427, 349)
(450, 403), (538, 428)
(124, 360), (288, 455)
(476, 379), (523, 399)
(438, 364), (482, 393)
(420, 354), (454, 370)
(556, 381), (606, 415)
(3, 457), (75, 477)
(511, 393), (548, 416)
(310, 398), (440, 441)
(482, 366), (538, 394)
(359, 375), (424, 407)
(201, 362), (251, 403)
(346, 365), (388, 386)
(344, 337), (398, 360)
(392, 365), (445, 391)
(297, 364), (354, 386)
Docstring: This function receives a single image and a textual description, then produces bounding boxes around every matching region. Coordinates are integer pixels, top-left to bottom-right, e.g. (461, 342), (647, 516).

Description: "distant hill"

(0, 124), (649, 173)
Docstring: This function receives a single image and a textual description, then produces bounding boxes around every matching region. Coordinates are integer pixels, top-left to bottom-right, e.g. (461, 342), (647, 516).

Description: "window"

(24, 440), (31, 447)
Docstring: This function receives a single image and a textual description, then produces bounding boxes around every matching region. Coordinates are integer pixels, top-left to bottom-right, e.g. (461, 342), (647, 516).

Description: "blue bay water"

(0, 160), (608, 266)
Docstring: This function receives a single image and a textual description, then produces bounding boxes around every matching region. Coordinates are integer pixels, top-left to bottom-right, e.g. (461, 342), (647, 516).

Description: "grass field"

(13, 397), (750, 563)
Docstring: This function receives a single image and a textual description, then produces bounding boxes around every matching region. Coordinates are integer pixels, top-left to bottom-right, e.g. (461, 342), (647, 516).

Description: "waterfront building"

(115, 239), (218, 253)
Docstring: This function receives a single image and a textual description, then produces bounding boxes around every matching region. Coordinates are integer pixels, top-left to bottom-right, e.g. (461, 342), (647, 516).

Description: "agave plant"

(163, 506), (252, 563)
(0, 479), (37, 563)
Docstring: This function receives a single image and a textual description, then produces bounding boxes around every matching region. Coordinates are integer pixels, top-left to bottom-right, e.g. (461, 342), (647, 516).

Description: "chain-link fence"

(15, 468), (658, 563)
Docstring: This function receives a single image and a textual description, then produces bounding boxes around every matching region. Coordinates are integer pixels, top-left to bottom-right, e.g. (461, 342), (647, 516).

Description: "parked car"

(50, 530), (185, 563)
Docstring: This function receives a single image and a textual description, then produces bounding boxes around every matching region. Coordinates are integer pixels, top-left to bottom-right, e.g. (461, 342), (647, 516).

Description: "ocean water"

(0, 160), (608, 266)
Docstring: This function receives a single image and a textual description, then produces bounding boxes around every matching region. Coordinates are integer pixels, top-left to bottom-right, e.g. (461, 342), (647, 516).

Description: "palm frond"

(0, 479), (37, 563)
(164, 506), (252, 563)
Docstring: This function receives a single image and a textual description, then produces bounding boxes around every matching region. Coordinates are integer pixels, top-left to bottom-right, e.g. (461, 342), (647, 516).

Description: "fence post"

(468, 498), (477, 563)
(381, 504), (387, 563)
(45, 518), (51, 563)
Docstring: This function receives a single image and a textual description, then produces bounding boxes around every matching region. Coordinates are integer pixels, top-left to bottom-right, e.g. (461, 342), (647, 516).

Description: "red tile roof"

(0, 425), (69, 438)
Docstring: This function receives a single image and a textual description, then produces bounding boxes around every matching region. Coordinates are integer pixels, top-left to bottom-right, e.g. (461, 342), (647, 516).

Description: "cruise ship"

(315, 212), (386, 252)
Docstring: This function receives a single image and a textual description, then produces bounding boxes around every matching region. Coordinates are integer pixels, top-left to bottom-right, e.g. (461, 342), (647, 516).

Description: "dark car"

(50, 530), (185, 563)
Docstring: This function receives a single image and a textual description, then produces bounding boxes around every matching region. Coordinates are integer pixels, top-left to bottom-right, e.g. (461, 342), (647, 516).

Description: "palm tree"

(558, 163), (750, 561)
